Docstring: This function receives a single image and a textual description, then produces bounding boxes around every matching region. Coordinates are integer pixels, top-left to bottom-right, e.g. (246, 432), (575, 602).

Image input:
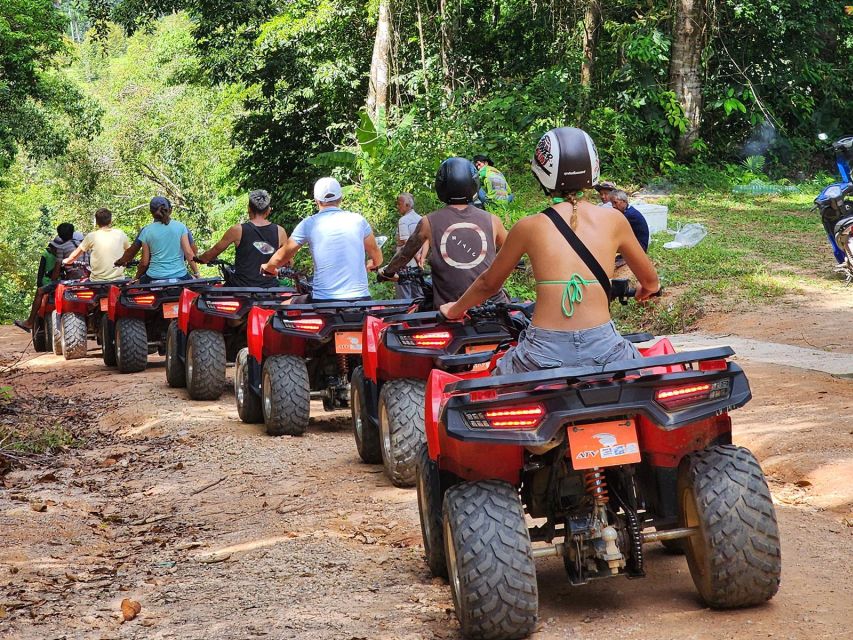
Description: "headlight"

(826, 185), (843, 199)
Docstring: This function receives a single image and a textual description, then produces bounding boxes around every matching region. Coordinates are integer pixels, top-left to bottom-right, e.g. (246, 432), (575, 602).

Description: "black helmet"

(435, 157), (479, 204)
(531, 127), (600, 194)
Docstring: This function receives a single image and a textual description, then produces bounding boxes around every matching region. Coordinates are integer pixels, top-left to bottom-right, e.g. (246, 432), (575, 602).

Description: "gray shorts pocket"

(591, 339), (638, 365)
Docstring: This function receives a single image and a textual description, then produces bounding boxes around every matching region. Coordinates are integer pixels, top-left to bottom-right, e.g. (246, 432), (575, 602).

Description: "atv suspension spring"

(337, 354), (349, 378)
(584, 468), (609, 505)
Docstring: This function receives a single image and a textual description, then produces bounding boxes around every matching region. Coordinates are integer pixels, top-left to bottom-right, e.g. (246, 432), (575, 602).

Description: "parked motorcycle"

(815, 133), (853, 280)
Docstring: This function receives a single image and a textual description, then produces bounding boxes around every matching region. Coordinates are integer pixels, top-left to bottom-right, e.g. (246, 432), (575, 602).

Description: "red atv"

(166, 260), (301, 400)
(417, 295), (780, 640)
(32, 288), (58, 355)
(353, 282), (515, 487)
(104, 275), (221, 373)
(238, 297), (413, 436)
(53, 275), (131, 360)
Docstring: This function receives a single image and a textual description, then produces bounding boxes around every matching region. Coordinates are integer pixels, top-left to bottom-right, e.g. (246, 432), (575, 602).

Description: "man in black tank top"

(379, 157), (509, 307)
(195, 190), (288, 287)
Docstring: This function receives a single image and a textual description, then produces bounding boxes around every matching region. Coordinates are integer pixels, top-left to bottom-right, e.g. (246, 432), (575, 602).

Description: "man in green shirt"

(472, 155), (514, 208)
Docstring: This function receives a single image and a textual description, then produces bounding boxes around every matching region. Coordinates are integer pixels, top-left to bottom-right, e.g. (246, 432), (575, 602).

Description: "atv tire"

(679, 444), (781, 608)
(51, 311), (63, 356)
(115, 317), (148, 373)
(443, 480), (537, 640)
(186, 329), (226, 400)
(262, 355), (310, 436)
(416, 444), (448, 578)
(33, 316), (47, 352)
(351, 367), (381, 463)
(235, 348), (262, 423)
(61, 312), (88, 360)
(164, 321), (185, 387)
(378, 378), (426, 487)
(101, 317), (117, 366)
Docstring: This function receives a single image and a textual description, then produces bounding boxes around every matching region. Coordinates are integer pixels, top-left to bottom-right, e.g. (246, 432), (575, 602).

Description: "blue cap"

(150, 196), (172, 212)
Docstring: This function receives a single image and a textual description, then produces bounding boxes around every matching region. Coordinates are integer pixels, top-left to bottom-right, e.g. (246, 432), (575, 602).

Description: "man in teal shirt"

(472, 155), (514, 208)
(136, 196), (197, 282)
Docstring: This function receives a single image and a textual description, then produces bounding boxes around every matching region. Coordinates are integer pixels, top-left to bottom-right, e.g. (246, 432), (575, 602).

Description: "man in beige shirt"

(63, 208), (130, 281)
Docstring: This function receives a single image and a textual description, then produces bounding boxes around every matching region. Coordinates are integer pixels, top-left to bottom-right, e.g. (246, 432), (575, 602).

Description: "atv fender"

(178, 288), (200, 335)
(247, 307), (276, 362)
(361, 315), (383, 384)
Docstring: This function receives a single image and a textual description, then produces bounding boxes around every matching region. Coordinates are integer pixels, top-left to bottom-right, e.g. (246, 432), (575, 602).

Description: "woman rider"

(439, 127), (660, 373)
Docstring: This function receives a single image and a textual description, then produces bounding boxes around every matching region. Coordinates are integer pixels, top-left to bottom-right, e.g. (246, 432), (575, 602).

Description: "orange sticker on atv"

(334, 331), (363, 354)
(465, 343), (498, 372)
(100, 298), (109, 311)
(567, 419), (641, 470)
(162, 302), (179, 319)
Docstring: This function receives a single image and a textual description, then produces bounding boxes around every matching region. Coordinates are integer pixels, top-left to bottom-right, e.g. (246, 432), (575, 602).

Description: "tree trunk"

(416, 0), (429, 94)
(581, 0), (601, 88)
(367, 0), (392, 118)
(670, 0), (706, 159)
(439, 0), (453, 94)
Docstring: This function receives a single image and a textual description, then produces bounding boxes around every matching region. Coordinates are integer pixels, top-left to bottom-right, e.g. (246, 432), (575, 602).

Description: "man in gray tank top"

(380, 157), (508, 307)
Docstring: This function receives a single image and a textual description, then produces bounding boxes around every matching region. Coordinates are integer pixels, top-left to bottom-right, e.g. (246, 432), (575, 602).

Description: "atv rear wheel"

(100, 316), (116, 365)
(51, 311), (63, 356)
(33, 316), (47, 352)
(416, 444), (448, 578)
(443, 480), (537, 640)
(165, 321), (185, 387)
(262, 355), (310, 436)
(351, 367), (381, 463)
(115, 317), (148, 373)
(235, 348), (262, 423)
(679, 444), (781, 608)
(61, 312), (88, 360)
(378, 378), (426, 487)
(186, 329), (226, 400)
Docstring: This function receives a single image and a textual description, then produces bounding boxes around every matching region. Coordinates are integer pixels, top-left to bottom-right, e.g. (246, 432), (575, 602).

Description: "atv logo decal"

(567, 419), (641, 470)
(439, 222), (488, 270)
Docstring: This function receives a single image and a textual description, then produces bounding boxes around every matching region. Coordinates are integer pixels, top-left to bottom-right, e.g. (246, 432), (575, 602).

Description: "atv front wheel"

(262, 355), (310, 436)
(235, 348), (262, 423)
(115, 317), (148, 373)
(165, 321), (185, 387)
(679, 444), (781, 608)
(379, 378), (426, 487)
(33, 316), (47, 352)
(186, 329), (226, 400)
(351, 366), (380, 463)
(51, 311), (63, 356)
(443, 480), (537, 640)
(416, 444), (448, 578)
(101, 317), (117, 366)
(61, 312), (88, 360)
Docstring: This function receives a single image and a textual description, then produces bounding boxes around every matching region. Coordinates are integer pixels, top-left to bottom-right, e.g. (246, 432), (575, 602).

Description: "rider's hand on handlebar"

(634, 284), (661, 302)
(366, 259), (379, 272)
(376, 268), (397, 283)
(192, 256), (206, 264)
(439, 301), (465, 321)
(259, 262), (278, 277)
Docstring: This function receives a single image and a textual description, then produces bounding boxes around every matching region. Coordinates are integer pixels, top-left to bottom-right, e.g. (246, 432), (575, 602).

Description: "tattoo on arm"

(385, 221), (426, 274)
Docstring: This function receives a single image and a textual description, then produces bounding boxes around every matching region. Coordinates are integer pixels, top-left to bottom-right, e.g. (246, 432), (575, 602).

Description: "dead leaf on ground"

(120, 598), (141, 621)
(30, 501), (46, 512)
(794, 479), (812, 488)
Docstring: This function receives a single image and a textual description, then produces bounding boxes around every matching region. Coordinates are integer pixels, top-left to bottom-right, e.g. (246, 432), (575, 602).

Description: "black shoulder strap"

(542, 207), (611, 299)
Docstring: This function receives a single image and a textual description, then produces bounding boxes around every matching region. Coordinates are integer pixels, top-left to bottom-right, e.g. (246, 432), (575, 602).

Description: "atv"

(105, 275), (221, 373)
(166, 259), (301, 400)
(353, 270), (515, 487)
(238, 296), (414, 436)
(32, 286), (58, 355)
(416, 289), (780, 640)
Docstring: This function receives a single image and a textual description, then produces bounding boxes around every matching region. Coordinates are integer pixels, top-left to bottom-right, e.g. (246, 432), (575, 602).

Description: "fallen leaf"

(30, 501), (47, 512)
(794, 480), (812, 488)
(101, 457), (118, 468)
(121, 598), (141, 621)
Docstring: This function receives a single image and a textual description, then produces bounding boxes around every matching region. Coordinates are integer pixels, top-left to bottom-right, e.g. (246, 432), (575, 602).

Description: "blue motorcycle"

(815, 134), (853, 281)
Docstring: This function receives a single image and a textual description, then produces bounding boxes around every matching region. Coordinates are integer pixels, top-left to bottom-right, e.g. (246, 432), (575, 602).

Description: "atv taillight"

(70, 288), (95, 301)
(655, 379), (730, 410)
(399, 330), (452, 348)
(281, 317), (325, 332)
(132, 294), (157, 306)
(209, 299), (242, 314)
(466, 404), (545, 430)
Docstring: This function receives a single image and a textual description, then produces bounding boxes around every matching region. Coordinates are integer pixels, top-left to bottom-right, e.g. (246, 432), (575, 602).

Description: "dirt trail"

(1, 317), (852, 639)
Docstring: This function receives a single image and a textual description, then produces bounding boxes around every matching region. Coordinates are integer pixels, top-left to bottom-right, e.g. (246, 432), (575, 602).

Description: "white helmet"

(531, 127), (600, 193)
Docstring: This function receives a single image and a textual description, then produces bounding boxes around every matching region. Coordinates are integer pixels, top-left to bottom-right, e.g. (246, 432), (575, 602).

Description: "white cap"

(313, 177), (342, 203)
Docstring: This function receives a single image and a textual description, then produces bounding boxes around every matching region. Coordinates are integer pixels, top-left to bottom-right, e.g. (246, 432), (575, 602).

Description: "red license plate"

(100, 298), (109, 311)
(567, 419), (641, 470)
(162, 302), (179, 319)
(334, 332), (363, 354)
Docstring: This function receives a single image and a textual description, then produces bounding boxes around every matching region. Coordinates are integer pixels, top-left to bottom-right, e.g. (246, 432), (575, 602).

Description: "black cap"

(150, 196), (172, 212)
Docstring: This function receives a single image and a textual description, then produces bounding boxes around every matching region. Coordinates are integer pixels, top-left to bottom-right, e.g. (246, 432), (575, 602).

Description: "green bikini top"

(536, 275), (601, 317)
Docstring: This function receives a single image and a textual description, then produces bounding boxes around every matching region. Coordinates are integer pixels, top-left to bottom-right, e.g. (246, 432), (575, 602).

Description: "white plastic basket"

(631, 203), (668, 234)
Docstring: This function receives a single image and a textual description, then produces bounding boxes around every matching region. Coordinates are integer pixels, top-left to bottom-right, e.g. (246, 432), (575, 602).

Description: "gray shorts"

(494, 321), (641, 375)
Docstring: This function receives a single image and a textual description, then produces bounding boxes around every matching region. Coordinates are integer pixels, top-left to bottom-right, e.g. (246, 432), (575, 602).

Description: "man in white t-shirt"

(63, 208), (130, 281)
(395, 192), (427, 299)
(260, 177), (384, 301)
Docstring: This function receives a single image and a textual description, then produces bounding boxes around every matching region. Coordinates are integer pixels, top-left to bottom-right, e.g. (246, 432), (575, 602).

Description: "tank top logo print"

(439, 222), (488, 269)
(253, 241), (275, 255)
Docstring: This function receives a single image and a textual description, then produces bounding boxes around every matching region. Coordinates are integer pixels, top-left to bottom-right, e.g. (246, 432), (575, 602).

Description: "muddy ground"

(1, 296), (852, 639)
